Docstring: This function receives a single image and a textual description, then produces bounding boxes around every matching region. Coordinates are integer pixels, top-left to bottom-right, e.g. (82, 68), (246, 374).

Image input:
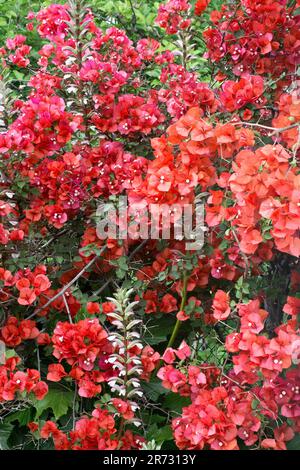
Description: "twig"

(93, 240), (148, 297)
(93, 276), (112, 296)
(128, 0), (137, 31)
(72, 383), (77, 430)
(155, 273), (188, 372)
(165, 273), (188, 350)
(233, 121), (300, 136)
(63, 294), (73, 324)
(231, 227), (250, 278)
(128, 239), (148, 261)
(26, 251), (105, 320)
(36, 347), (40, 375)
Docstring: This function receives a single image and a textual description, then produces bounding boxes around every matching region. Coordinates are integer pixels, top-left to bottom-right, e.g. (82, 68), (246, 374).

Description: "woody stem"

(166, 273), (188, 351)
(154, 274), (188, 374)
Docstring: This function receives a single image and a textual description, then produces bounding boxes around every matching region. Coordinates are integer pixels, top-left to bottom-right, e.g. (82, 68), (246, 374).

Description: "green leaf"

(6, 407), (34, 426)
(32, 386), (74, 421)
(142, 380), (168, 401)
(251, 398), (260, 410)
(144, 317), (173, 345)
(13, 70), (25, 80)
(163, 393), (190, 414)
(146, 423), (159, 440)
(154, 425), (173, 443)
(146, 423), (173, 443)
(5, 348), (18, 359)
(0, 423), (13, 450)
(287, 434), (300, 450)
(146, 334), (167, 345)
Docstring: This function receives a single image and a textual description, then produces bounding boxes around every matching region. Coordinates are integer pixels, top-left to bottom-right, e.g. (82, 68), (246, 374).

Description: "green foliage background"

(0, 0), (222, 69)
(0, 0), (223, 108)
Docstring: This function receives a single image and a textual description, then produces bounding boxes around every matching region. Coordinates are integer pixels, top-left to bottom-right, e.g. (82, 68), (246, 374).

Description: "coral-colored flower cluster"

(156, 0), (191, 34)
(39, 407), (144, 450)
(0, 357), (48, 402)
(50, 318), (113, 398)
(0, 0), (299, 452)
(204, 0), (300, 85)
(0, 266), (51, 307)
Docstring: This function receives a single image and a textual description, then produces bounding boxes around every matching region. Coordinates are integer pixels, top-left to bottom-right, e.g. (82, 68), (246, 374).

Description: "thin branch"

(36, 347), (41, 375)
(155, 273), (188, 372)
(93, 276), (112, 296)
(128, 0), (137, 31)
(93, 240), (148, 297)
(72, 383), (77, 430)
(233, 121), (300, 135)
(63, 294), (73, 324)
(26, 250), (105, 320)
(231, 227), (250, 278)
(128, 239), (148, 261)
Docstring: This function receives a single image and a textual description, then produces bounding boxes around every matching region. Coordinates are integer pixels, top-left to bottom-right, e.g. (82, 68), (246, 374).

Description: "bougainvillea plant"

(0, 0), (299, 451)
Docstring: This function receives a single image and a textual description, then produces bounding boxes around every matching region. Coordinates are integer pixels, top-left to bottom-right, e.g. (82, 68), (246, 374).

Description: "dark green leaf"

(163, 393), (191, 414)
(0, 423), (13, 450)
(32, 386), (74, 421)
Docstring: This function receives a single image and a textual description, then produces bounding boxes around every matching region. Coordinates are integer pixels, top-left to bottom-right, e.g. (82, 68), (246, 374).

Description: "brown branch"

(26, 250), (105, 320)
(231, 227), (250, 278)
(63, 294), (73, 324)
(233, 121), (300, 136)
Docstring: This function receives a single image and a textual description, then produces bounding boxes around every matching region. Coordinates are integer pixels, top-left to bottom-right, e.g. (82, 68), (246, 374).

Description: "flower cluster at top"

(203, 0), (300, 84)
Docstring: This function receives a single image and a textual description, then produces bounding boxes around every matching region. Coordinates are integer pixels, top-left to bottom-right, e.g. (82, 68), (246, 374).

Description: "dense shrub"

(0, 0), (299, 450)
